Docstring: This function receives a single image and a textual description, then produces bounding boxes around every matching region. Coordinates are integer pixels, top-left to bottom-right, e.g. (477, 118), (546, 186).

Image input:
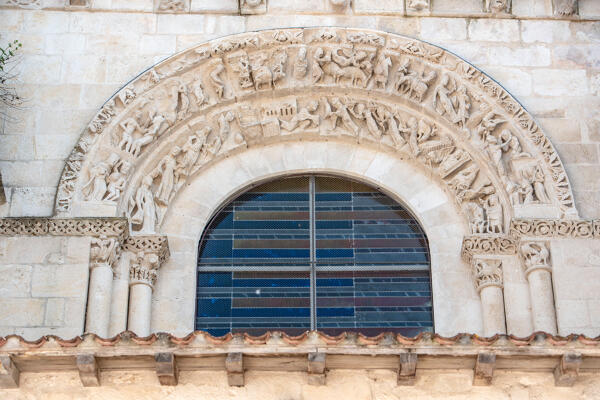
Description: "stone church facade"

(1, 0), (600, 398)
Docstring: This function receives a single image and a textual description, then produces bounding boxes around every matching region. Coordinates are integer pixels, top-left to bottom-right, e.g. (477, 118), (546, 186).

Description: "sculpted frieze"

(461, 235), (517, 264)
(510, 219), (595, 239)
(55, 28), (578, 229)
(0, 218), (128, 237)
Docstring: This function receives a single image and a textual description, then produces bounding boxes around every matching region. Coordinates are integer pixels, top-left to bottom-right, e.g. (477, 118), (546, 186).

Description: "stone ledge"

(0, 218), (128, 238)
(0, 331), (598, 388)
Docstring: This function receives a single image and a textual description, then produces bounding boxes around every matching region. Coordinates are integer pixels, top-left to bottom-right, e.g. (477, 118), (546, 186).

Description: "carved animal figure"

(251, 58), (273, 90)
(395, 66), (437, 102)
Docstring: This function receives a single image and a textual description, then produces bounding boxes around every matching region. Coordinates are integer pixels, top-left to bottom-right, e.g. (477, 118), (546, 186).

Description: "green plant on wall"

(0, 39), (23, 115)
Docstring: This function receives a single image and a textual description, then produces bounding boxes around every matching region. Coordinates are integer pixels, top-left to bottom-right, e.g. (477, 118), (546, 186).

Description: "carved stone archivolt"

(53, 28), (578, 236)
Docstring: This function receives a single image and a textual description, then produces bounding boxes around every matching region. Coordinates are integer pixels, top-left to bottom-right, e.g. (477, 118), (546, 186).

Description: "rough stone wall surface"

(0, 236), (89, 339)
(0, 370), (599, 400)
(0, 0), (598, 218)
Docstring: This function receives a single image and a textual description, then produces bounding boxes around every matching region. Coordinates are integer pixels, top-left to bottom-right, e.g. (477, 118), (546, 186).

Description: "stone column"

(86, 236), (120, 337)
(108, 251), (132, 337)
(124, 236), (170, 337)
(472, 258), (506, 336)
(520, 241), (557, 334)
(128, 252), (159, 336)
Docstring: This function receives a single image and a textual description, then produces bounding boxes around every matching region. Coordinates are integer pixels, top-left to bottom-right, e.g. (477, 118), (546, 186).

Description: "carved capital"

(472, 258), (503, 292)
(461, 235), (517, 263)
(124, 235), (170, 289)
(89, 236), (121, 271)
(519, 241), (551, 277)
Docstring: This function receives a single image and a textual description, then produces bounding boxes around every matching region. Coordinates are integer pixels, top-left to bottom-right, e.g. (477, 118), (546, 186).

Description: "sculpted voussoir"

(54, 28), (578, 236)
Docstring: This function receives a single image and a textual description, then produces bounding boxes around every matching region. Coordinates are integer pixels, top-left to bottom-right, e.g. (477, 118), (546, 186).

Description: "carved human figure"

(454, 84), (470, 127)
(503, 130), (529, 159)
(191, 79), (207, 106)
(532, 166), (550, 203)
(129, 175), (157, 234)
(484, 194), (503, 233)
(250, 53), (273, 90)
(432, 74), (457, 121)
(175, 128), (209, 187)
(271, 50), (288, 84)
(383, 111), (405, 149)
(394, 60), (437, 102)
(105, 161), (132, 202)
(169, 81), (190, 121)
(483, 133), (509, 177)
(209, 60), (226, 99)
(402, 117), (420, 156)
(293, 47), (308, 80)
(311, 47), (329, 84)
(280, 100), (320, 132)
(83, 153), (120, 201)
(153, 146), (181, 206)
(130, 112), (168, 157)
(465, 201), (486, 234)
(218, 111), (244, 146)
(370, 52), (392, 90)
(118, 112), (143, 152)
(324, 97), (359, 136)
(521, 242), (550, 270)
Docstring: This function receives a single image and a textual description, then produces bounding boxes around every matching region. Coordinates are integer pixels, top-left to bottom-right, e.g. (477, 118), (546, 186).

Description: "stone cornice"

(0, 217), (128, 239)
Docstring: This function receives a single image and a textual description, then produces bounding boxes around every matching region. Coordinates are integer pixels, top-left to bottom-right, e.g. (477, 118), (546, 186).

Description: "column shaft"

(128, 283), (153, 336)
(108, 253), (131, 336)
(85, 264), (113, 337)
(480, 286), (506, 336)
(528, 269), (557, 334)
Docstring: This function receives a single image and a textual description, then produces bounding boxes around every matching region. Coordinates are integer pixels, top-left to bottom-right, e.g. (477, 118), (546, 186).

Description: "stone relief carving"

(129, 252), (160, 288)
(55, 28), (578, 226)
(240, 0), (266, 15)
(0, 218), (128, 237)
(461, 235), (517, 263)
(553, 0), (578, 16)
(485, 0), (511, 14)
(406, 0), (430, 12)
(90, 236), (120, 270)
(7, 0), (41, 8)
(394, 59), (436, 102)
(156, 0), (188, 12)
(520, 241), (551, 276)
(510, 219), (595, 239)
(472, 258), (503, 292)
(128, 176), (157, 234)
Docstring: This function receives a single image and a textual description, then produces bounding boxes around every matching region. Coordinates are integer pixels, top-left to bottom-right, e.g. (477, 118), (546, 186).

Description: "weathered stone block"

(191, 0), (238, 12)
(421, 18), (467, 41)
(555, 143), (598, 164)
(354, 0), (404, 14)
(1, 237), (63, 265)
(140, 35), (177, 55)
(44, 298), (65, 326)
(0, 265), (32, 298)
(0, 299), (45, 327)
(31, 264), (88, 298)
(488, 45), (551, 67)
(532, 69), (588, 96)
(521, 21), (571, 43)
(468, 19), (519, 42)
(44, 33), (86, 55)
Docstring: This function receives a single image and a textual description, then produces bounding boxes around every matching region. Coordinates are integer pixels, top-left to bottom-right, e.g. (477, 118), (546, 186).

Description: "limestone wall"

(1, 369), (599, 400)
(0, 0), (599, 218)
(0, 236), (89, 339)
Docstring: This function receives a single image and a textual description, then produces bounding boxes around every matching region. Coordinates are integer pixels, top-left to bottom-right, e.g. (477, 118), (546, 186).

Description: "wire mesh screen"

(196, 175), (432, 336)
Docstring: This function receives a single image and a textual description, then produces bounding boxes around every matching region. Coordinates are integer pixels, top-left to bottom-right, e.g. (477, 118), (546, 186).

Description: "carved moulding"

(510, 218), (596, 239)
(461, 235), (517, 264)
(53, 28), (578, 234)
(122, 235), (170, 265)
(0, 217), (128, 238)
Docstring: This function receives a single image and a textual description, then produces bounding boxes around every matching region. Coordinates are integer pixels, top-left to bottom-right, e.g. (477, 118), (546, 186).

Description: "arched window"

(196, 175), (432, 336)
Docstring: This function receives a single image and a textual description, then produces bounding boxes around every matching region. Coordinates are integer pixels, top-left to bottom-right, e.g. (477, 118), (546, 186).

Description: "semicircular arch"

(54, 27), (579, 238)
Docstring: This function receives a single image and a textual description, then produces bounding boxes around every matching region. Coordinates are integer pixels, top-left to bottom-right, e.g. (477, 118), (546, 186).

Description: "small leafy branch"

(0, 39), (24, 118)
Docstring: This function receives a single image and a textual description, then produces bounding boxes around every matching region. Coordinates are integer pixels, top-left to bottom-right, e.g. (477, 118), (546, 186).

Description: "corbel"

(473, 352), (496, 386)
(397, 352), (417, 385)
(0, 356), (19, 389)
(307, 352), (326, 386)
(76, 354), (100, 387)
(226, 352), (244, 387)
(155, 352), (178, 386)
(554, 353), (582, 387)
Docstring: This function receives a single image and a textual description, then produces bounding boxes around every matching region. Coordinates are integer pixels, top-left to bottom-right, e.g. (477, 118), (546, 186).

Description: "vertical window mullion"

(309, 175), (317, 331)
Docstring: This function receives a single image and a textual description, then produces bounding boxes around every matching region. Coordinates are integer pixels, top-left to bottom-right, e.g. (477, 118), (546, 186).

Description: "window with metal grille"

(196, 175), (433, 337)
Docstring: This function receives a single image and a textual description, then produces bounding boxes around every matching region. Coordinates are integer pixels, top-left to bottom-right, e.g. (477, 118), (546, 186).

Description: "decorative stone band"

(461, 235), (517, 264)
(122, 235), (170, 265)
(510, 219), (599, 239)
(0, 217), (128, 239)
(471, 258), (503, 292)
